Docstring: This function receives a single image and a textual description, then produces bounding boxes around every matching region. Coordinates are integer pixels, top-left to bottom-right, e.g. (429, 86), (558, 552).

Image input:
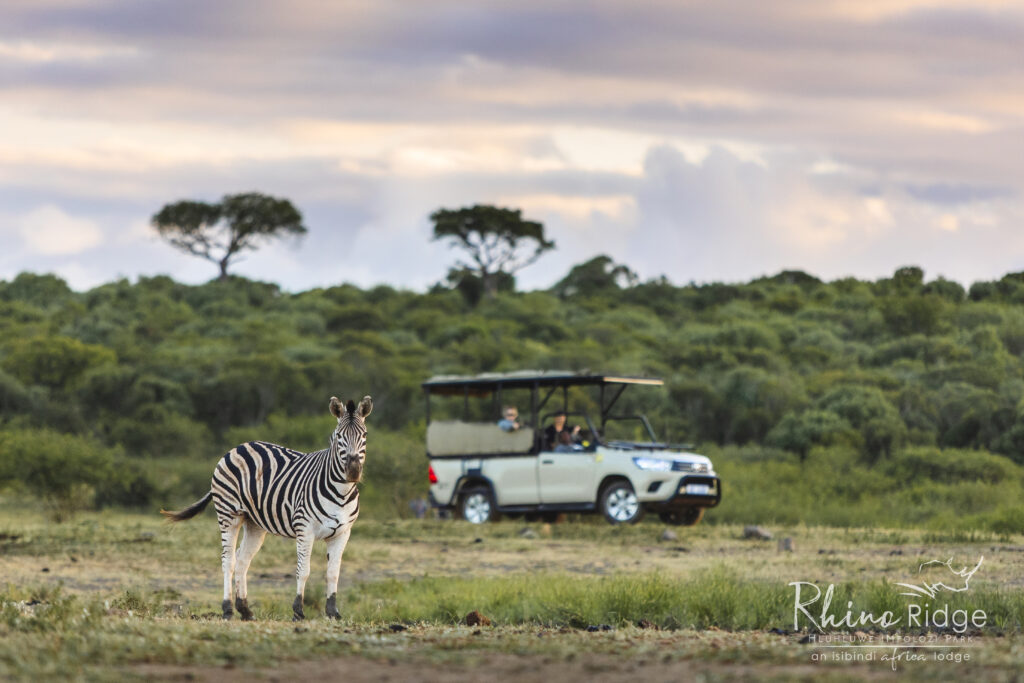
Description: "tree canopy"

(552, 255), (638, 299)
(3, 262), (1024, 523)
(431, 204), (554, 299)
(152, 192), (307, 280)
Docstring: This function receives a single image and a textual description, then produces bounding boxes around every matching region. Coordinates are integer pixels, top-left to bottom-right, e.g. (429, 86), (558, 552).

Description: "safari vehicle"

(423, 371), (721, 525)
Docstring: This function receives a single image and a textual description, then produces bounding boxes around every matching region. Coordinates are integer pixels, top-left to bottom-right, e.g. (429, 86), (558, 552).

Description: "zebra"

(161, 395), (371, 621)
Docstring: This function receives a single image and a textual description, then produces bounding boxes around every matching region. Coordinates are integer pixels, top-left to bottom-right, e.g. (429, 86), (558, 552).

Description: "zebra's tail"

(160, 491), (213, 523)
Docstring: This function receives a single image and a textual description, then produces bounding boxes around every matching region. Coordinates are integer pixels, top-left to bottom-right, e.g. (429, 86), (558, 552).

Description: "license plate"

(685, 484), (710, 495)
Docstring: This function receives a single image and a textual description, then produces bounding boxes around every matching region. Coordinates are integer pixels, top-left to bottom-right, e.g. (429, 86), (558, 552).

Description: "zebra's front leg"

(325, 527), (352, 619)
(218, 514), (243, 620)
(292, 529), (315, 621)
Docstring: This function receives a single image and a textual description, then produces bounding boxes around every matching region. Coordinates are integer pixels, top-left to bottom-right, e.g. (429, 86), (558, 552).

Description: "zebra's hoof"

(235, 597), (254, 621)
(325, 593), (340, 620)
(292, 595), (305, 621)
(221, 599), (233, 620)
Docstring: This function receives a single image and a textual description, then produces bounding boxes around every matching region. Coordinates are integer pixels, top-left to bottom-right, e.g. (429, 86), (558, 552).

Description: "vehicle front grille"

(672, 461), (708, 473)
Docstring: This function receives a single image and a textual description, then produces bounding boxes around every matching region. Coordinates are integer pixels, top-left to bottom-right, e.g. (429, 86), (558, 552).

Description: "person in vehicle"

(497, 405), (521, 432)
(544, 411), (581, 450)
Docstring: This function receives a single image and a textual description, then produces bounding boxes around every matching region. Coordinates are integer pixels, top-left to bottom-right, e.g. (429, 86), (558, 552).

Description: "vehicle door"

(483, 455), (540, 505)
(538, 451), (597, 504)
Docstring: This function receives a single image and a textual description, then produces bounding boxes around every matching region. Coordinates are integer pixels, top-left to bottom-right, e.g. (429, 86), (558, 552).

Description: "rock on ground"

(743, 525), (773, 540)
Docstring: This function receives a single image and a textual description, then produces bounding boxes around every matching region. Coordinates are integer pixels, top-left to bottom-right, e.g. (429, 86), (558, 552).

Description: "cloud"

(0, 39), (137, 62)
(494, 194), (635, 222)
(17, 205), (103, 255)
(895, 109), (995, 134)
(1, 0), (1024, 291)
(936, 214), (959, 232)
(905, 182), (1014, 205)
(604, 144), (1024, 285)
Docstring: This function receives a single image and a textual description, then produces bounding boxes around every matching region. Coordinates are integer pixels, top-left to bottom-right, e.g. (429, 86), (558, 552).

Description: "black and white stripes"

(161, 394), (372, 621)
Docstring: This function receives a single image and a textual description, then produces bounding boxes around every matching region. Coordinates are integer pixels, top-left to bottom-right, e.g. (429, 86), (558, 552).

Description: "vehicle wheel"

(599, 481), (644, 525)
(659, 508), (704, 526)
(459, 487), (498, 524)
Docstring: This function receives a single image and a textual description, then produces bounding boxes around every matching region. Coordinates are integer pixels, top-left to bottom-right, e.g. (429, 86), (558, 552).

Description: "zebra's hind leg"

(218, 513), (243, 620)
(292, 528), (315, 621)
(324, 527), (352, 619)
(233, 518), (266, 621)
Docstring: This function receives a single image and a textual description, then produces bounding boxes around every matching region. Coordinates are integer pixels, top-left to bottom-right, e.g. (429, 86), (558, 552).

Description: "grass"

(0, 618), (830, 681)
(334, 568), (784, 629)
(708, 444), (1024, 534)
(2, 499), (1024, 680)
(1, 586), (1022, 681)
(8, 569), (1019, 633)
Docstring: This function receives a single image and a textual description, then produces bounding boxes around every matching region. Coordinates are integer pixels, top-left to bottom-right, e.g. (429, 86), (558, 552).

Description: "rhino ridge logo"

(894, 556), (984, 599)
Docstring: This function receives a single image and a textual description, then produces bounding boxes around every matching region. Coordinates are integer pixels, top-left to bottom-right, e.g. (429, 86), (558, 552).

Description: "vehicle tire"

(659, 508), (704, 526)
(459, 487), (498, 524)
(599, 481), (645, 525)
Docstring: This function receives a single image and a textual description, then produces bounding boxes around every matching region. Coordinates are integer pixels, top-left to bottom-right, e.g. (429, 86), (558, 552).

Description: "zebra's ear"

(329, 396), (344, 419)
(358, 395), (373, 419)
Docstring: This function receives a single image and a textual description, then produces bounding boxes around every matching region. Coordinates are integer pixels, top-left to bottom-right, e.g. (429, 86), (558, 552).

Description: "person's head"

(558, 430), (571, 445)
(553, 412), (567, 429)
(503, 405), (518, 421)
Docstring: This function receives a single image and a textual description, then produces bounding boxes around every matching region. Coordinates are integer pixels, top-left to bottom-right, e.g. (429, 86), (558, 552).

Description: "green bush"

(885, 446), (1020, 485)
(0, 430), (117, 520)
(766, 409), (857, 460)
(710, 444), (1024, 529)
(108, 409), (213, 460)
(1, 336), (116, 390)
(0, 429), (162, 518)
(6, 264), (1024, 527)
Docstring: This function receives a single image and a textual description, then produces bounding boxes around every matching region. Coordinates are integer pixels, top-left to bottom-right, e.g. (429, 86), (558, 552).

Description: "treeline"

(2, 260), (1024, 520)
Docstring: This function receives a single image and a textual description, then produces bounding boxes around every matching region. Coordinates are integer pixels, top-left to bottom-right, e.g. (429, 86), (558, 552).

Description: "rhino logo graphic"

(895, 556), (984, 599)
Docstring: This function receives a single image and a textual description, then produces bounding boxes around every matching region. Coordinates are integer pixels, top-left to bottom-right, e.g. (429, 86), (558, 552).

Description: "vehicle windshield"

(599, 415), (659, 445)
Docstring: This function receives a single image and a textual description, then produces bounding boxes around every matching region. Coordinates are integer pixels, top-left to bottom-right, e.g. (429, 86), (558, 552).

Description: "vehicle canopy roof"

(422, 370), (663, 396)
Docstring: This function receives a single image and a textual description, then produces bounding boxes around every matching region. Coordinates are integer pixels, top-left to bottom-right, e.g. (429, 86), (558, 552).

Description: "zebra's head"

(329, 395), (372, 483)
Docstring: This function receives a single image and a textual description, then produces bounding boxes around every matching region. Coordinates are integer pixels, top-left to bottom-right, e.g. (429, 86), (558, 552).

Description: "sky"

(1, 0), (1023, 292)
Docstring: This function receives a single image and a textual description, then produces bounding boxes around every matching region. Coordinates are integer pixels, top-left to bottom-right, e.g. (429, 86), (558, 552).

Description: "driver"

(544, 411), (581, 450)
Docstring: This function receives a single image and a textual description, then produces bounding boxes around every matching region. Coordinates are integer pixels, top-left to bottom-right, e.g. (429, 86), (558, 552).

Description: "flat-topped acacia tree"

(431, 204), (554, 299)
(152, 192), (307, 280)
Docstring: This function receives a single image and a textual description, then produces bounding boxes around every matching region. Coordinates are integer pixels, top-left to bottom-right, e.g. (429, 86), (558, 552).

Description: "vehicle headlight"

(692, 462), (710, 473)
(633, 457), (672, 471)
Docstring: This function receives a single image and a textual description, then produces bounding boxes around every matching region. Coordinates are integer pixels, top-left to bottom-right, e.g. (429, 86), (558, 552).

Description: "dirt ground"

(128, 628), (1006, 683)
(2, 510), (1021, 682)
(3, 514), (1020, 600)
(134, 654), (872, 683)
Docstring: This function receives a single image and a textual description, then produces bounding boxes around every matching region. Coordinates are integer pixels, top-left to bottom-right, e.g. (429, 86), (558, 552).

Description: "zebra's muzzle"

(346, 461), (363, 483)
